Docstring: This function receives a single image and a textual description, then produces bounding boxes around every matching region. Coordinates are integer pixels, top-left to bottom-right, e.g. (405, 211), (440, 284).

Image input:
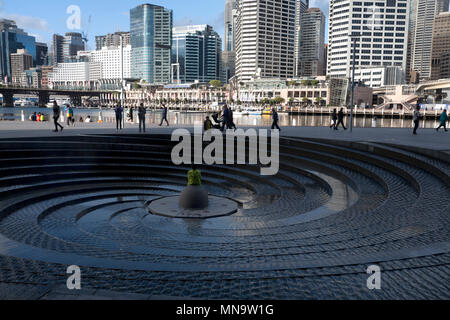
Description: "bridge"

(0, 86), (120, 107)
(374, 78), (450, 110)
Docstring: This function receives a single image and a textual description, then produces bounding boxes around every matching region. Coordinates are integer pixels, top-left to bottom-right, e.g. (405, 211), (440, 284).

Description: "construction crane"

(81, 15), (92, 50)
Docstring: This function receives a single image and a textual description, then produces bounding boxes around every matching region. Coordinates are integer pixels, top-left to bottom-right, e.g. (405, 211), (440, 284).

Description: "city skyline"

(0, 0), (331, 47)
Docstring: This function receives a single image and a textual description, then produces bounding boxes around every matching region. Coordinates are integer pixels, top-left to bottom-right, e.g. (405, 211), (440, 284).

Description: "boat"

(233, 107), (262, 116)
(262, 107), (273, 115)
(232, 109), (250, 116)
(248, 109), (263, 116)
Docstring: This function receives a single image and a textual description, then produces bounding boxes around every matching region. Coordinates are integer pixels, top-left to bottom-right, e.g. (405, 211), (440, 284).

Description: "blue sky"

(0, 0), (330, 47)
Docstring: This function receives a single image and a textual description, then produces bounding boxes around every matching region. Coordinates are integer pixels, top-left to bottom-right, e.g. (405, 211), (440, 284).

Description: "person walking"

(221, 105), (230, 132)
(52, 101), (64, 133)
(129, 106), (134, 123)
(138, 103), (147, 133)
(115, 104), (124, 131)
(160, 104), (169, 126)
(336, 108), (347, 130)
(436, 109), (448, 132)
(413, 106), (422, 135)
(330, 109), (338, 130)
(228, 107), (237, 131)
(272, 107), (281, 131)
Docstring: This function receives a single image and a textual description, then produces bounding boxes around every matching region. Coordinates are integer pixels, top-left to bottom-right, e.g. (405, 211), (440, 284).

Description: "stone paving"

(0, 124), (448, 300)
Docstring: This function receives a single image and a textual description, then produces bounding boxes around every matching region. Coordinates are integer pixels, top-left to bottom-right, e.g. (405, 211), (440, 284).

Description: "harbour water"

(0, 106), (446, 129)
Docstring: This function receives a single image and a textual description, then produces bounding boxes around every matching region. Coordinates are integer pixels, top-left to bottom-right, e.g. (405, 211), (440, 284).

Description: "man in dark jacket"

(160, 105), (169, 126)
(115, 104), (124, 131)
(52, 101), (64, 133)
(221, 105), (230, 132)
(271, 108), (280, 131)
(336, 108), (347, 130)
(138, 103), (147, 133)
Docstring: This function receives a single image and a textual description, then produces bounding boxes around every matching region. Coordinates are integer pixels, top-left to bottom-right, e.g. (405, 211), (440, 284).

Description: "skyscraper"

(224, 0), (237, 52)
(223, 0), (238, 82)
(0, 19), (36, 81)
(411, 0), (449, 81)
(130, 4), (173, 84)
(431, 12), (450, 80)
(235, 0), (297, 82)
(297, 8), (326, 77)
(63, 33), (85, 61)
(294, 0), (309, 77)
(328, 0), (410, 79)
(51, 34), (64, 65)
(51, 33), (85, 65)
(172, 25), (223, 84)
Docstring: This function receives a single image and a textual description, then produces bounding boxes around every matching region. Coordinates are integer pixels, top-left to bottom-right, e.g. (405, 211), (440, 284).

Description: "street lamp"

(120, 34), (125, 129)
(349, 35), (358, 132)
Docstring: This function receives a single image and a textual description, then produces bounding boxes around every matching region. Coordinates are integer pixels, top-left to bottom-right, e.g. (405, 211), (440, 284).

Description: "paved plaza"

(0, 122), (449, 300)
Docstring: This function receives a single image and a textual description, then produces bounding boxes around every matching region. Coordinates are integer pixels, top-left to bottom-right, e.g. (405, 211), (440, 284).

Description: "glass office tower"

(172, 25), (223, 84)
(0, 19), (36, 81)
(130, 4), (173, 84)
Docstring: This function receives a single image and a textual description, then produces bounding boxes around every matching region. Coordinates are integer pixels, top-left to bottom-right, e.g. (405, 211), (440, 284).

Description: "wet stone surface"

(0, 134), (448, 299)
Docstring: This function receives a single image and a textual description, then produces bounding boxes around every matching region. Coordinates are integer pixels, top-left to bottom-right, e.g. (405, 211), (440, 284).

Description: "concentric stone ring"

(0, 133), (448, 299)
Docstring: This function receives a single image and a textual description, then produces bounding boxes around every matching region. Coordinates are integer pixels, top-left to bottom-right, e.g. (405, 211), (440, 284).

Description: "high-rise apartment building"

(431, 12), (450, 80)
(410, 0), (449, 81)
(297, 8), (326, 77)
(130, 4), (173, 84)
(10, 49), (33, 84)
(235, 0), (297, 82)
(0, 19), (36, 81)
(328, 0), (410, 79)
(96, 32), (131, 50)
(172, 25), (223, 84)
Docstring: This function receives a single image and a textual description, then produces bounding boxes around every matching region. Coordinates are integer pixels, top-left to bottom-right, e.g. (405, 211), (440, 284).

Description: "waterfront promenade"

(1, 121), (450, 151)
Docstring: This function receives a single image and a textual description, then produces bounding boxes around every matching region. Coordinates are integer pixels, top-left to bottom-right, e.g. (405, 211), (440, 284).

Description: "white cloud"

(30, 33), (46, 43)
(2, 13), (50, 32)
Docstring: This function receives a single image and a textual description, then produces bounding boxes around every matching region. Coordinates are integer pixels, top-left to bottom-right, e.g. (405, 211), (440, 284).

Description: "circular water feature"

(0, 134), (448, 299)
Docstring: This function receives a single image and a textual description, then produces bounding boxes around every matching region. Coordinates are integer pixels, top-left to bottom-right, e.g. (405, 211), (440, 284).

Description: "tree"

(287, 80), (297, 87)
(315, 97), (323, 106)
(302, 97), (309, 106)
(209, 80), (223, 89)
(272, 97), (285, 105)
(289, 97), (295, 106)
